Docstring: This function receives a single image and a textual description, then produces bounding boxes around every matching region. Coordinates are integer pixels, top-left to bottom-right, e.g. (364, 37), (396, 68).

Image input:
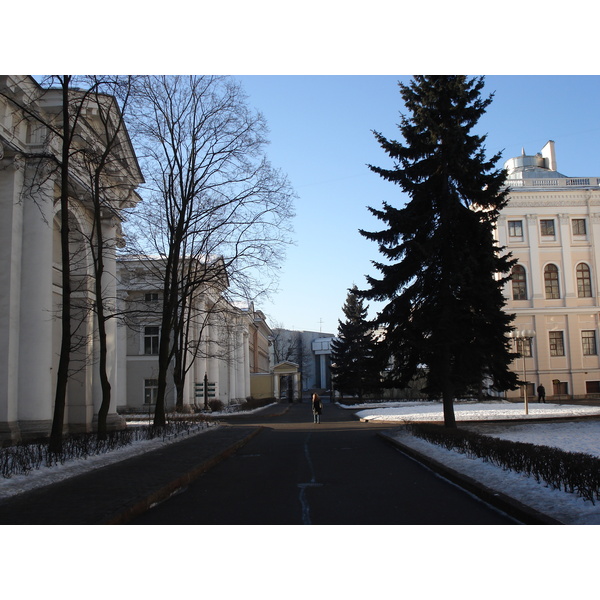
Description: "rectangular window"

(549, 331), (565, 356)
(582, 330), (597, 356)
(145, 292), (159, 302)
(508, 220), (523, 238)
(540, 219), (555, 237)
(586, 381), (600, 394)
(572, 219), (587, 236)
(553, 381), (569, 396)
(516, 337), (533, 357)
(144, 379), (158, 404)
(144, 326), (160, 355)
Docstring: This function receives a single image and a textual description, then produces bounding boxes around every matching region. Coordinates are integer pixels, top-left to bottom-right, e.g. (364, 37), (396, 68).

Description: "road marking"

(298, 432), (322, 524)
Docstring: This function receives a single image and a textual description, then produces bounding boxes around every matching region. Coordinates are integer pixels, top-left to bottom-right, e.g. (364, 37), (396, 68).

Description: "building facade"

(116, 257), (259, 412)
(498, 141), (600, 400)
(271, 329), (335, 396)
(0, 76), (143, 442)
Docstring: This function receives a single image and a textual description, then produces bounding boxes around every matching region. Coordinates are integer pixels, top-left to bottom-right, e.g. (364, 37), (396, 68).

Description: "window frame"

(508, 220), (523, 238)
(540, 219), (556, 237)
(549, 331), (565, 357)
(144, 325), (160, 355)
(582, 330), (597, 356)
(144, 379), (159, 404)
(572, 218), (587, 236)
(576, 263), (592, 298)
(544, 264), (560, 299)
(511, 265), (528, 300)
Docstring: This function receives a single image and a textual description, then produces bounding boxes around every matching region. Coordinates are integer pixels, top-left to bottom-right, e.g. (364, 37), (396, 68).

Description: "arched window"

(576, 263), (592, 298)
(511, 265), (527, 300)
(544, 264), (560, 299)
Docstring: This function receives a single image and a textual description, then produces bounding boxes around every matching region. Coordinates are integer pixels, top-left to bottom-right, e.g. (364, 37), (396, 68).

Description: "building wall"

(117, 259), (259, 411)
(272, 329), (335, 394)
(0, 76), (142, 441)
(498, 142), (600, 399)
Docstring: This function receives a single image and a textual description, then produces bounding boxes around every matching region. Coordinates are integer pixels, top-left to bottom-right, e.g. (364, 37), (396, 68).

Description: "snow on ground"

(353, 399), (600, 422)
(349, 401), (600, 524)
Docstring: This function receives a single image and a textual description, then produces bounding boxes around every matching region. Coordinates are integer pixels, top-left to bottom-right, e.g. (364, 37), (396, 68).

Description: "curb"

(378, 432), (563, 525)
(103, 426), (264, 525)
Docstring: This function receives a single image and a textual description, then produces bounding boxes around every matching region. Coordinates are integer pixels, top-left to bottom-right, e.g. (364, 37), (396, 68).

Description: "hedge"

(408, 423), (600, 504)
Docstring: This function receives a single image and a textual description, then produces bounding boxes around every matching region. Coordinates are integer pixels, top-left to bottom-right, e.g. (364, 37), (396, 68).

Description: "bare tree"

(125, 75), (295, 426)
(77, 76), (142, 438)
(1, 76), (142, 449)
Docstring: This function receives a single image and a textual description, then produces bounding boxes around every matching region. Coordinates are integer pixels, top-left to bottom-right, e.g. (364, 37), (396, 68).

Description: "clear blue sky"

(15, 6), (599, 336)
(234, 75), (600, 334)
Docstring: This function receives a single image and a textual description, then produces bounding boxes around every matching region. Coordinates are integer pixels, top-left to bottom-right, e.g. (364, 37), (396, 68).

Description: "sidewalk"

(0, 424), (262, 525)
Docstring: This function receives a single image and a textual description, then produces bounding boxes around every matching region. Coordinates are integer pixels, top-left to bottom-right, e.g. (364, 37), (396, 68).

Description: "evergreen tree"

(359, 76), (518, 427)
(331, 286), (382, 400)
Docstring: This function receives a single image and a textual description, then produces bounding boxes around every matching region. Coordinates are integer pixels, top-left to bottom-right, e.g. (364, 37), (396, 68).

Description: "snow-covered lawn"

(353, 399), (600, 423)
(349, 401), (600, 524)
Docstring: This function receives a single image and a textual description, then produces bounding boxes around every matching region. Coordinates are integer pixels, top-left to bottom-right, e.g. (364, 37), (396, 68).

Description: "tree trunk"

(49, 77), (72, 454)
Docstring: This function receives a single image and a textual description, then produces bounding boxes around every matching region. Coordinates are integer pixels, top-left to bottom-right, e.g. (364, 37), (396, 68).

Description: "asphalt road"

(129, 402), (517, 525)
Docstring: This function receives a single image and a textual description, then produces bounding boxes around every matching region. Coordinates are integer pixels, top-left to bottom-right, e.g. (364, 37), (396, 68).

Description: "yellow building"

(498, 141), (600, 400)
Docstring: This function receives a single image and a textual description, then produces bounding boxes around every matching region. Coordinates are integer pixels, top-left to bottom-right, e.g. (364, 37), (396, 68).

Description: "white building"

(0, 76), (143, 442)
(116, 256), (255, 412)
(498, 141), (600, 400)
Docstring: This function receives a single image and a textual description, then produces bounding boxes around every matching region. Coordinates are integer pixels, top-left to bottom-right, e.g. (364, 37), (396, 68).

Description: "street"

(129, 402), (517, 525)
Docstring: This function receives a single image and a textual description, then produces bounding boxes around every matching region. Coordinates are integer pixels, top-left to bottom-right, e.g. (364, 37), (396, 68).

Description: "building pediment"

(272, 361), (299, 374)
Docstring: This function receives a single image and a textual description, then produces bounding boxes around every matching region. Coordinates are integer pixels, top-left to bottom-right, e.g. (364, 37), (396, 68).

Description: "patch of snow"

(354, 400), (600, 422)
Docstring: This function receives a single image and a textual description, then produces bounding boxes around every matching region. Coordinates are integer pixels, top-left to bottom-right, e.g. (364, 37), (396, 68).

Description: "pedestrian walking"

(537, 384), (546, 403)
(312, 393), (323, 423)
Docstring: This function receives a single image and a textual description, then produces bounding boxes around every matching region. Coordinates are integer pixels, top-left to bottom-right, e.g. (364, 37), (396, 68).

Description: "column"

(0, 155), (24, 440)
(526, 214), (543, 304)
(18, 159), (55, 432)
(558, 213), (575, 305)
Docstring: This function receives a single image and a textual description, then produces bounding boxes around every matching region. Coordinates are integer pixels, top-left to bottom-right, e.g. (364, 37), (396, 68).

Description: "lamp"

(508, 329), (536, 415)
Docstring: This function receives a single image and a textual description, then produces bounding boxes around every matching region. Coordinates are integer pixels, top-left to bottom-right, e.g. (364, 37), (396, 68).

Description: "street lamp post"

(509, 329), (536, 415)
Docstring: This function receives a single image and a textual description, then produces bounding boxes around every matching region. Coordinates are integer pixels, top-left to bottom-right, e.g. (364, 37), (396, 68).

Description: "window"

(553, 381), (569, 396)
(576, 263), (592, 298)
(515, 337), (532, 357)
(511, 265), (528, 300)
(582, 330), (597, 356)
(144, 379), (158, 404)
(544, 264), (560, 299)
(144, 326), (160, 355)
(572, 219), (587, 236)
(508, 220), (523, 238)
(549, 331), (565, 356)
(540, 219), (555, 237)
(145, 292), (159, 302)
(586, 381), (600, 394)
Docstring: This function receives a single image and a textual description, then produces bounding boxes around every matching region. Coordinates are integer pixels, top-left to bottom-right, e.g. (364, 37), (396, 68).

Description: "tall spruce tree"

(359, 76), (518, 427)
(331, 286), (382, 400)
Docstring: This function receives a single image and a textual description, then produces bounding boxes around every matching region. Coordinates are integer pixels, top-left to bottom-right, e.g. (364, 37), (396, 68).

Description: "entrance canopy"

(272, 361), (301, 401)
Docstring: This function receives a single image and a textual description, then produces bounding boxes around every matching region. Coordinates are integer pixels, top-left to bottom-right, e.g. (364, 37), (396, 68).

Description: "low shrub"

(0, 420), (214, 480)
(408, 423), (600, 504)
(208, 399), (224, 412)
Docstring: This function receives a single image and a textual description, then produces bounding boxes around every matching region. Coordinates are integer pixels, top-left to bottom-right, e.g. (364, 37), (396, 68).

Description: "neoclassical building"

(116, 256), (271, 411)
(0, 76), (143, 442)
(498, 141), (600, 400)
